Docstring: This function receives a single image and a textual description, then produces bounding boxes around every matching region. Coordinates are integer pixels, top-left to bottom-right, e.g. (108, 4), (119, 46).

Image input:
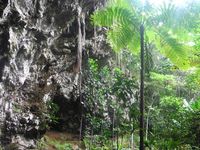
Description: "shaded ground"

(39, 131), (85, 150)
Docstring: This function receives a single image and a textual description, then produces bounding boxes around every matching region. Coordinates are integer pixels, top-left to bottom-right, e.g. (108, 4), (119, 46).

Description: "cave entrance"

(50, 94), (82, 134)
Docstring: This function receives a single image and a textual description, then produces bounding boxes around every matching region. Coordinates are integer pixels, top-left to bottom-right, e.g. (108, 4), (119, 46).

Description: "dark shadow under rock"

(50, 94), (84, 134)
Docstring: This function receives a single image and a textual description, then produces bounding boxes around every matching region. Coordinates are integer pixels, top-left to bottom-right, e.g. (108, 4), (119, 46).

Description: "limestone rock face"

(0, 0), (109, 149)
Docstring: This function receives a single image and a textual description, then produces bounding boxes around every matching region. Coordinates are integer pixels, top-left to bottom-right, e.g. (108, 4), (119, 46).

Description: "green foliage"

(160, 96), (183, 110)
(149, 0), (200, 69)
(149, 96), (185, 149)
(154, 28), (190, 69)
(91, 0), (140, 53)
(183, 107), (200, 148)
(36, 137), (48, 150)
(89, 1), (200, 147)
(150, 72), (175, 83)
(54, 142), (72, 150)
(149, 72), (176, 96)
(92, 0), (199, 69)
(148, 95), (200, 149)
(185, 69), (200, 91)
(84, 134), (136, 150)
(84, 58), (138, 149)
(46, 100), (59, 124)
(84, 135), (112, 150)
(85, 53), (200, 149)
(36, 136), (73, 150)
(191, 98), (200, 111)
(12, 104), (21, 113)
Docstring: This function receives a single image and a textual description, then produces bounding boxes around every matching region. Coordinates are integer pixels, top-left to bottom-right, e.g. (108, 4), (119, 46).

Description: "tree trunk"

(112, 109), (115, 149)
(139, 24), (145, 150)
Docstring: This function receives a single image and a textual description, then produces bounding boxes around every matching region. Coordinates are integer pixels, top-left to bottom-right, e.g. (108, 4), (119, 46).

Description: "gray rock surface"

(0, 0), (110, 149)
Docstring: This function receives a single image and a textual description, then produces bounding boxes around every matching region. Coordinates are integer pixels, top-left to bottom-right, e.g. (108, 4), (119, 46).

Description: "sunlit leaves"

(91, 0), (141, 54)
(156, 29), (190, 69)
(92, 0), (199, 70)
(148, 2), (199, 69)
(150, 72), (175, 83)
(106, 24), (140, 53)
(185, 69), (200, 91)
(91, 7), (134, 27)
(191, 98), (200, 111)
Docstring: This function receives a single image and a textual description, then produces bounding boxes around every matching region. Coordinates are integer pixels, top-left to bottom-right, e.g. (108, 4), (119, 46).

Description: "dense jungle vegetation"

(36, 0), (200, 149)
(82, 0), (200, 149)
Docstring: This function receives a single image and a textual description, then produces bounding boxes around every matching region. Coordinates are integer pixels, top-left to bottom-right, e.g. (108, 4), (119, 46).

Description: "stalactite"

(82, 12), (86, 48)
(93, 26), (98, 55)
(76, 1), (85, 140)
(77, 5), (82, 73)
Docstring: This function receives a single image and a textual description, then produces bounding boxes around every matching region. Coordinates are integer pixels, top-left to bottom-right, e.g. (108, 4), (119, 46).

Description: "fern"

(91, 0), (198, 69)
(91, 7), (134, 27)
(91, 0), (141, 53)
(156, 28), (190, 69)
(91, 5), (140, 53)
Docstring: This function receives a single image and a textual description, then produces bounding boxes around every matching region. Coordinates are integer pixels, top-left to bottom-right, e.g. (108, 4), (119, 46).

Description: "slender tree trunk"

(139, 24), (145, 150)
(121, 135), (124, 149)
(145, 96), (155, 141)
(145, 108), (150, 141)
(131, 132), (134, 150)
(90, 128), (94, 150)
(130, 118), (134, 150)
(117, 121), (119, 150)
(112, 109), (115, 149)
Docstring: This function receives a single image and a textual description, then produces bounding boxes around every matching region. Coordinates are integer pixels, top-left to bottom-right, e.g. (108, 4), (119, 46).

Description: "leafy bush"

(36, 137), (48, 150)
(54, 142), (72, 150)
(46, 100), (59, 124)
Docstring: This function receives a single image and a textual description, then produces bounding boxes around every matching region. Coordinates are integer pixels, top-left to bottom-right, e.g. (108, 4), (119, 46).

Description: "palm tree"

(91, 0), (198, 149)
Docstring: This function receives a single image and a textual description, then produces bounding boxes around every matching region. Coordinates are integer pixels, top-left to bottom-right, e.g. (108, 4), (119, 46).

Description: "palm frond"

(91, 0), (198, 70)
(190, 56), (200, 67)
(154, 2), (200, 33)
(106, 24), (140, 53)
(157, 3), (176, 28)
(147, 2), (199, 69)
(91, 0), (141, 53)
(108, 0), (133, 11)
(91, 6), (136, 27)
(155, 29), (190, 69)
(189, 47), (200, 67)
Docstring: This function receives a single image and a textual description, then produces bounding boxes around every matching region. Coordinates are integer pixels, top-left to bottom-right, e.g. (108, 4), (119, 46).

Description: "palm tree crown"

(91, 0), (199, 69)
